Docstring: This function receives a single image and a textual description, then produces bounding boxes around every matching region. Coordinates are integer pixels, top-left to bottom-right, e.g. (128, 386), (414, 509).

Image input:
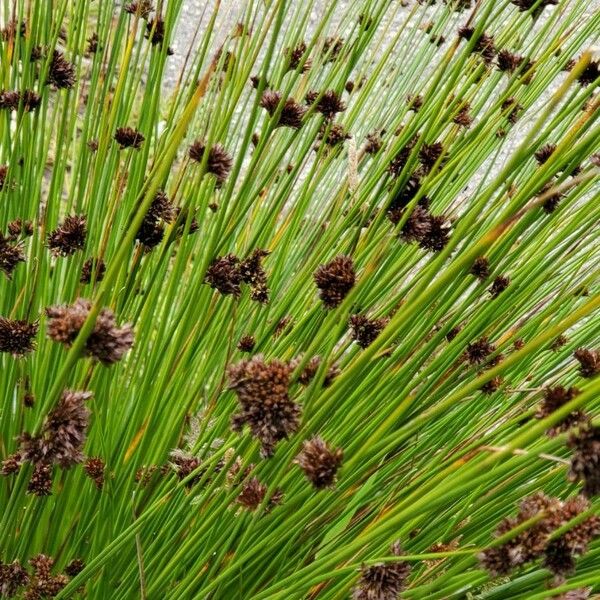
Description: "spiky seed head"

(0, 317), (38, 357)
(80, 257), (106, 284)
(204, 254), (242, 297)
(188, 140), (233, 185)
(47, 214), (87, 257)
(314, 255), (356, 309)
(568, 425), (600, 497)
(114, 127), (145, 149)
(295, 437), (343, 489)
(573, 348), (600, 378)
(489, 275), (510, 298)
(349, 315), (389, 349)
(47, 51), (76, 89)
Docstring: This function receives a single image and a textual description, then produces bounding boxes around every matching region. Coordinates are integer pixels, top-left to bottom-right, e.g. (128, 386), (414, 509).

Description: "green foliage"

(1, 0), (599, 598)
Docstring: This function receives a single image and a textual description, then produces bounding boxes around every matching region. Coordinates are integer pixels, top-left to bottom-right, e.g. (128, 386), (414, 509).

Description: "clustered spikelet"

(510, 0), (558, 17)
(313, 255), (356, 309)
(497, 49), (525, 72)
(501, 97), (524, 124)
(294, 436), (343, 489)
(568, 425), (600, 497)
(46, 298), (134, 365)
(453, 102), (473, 127)
(0, 233), (25, 278)
(0, 90), (20, 111)
(7, 218), (34, 238)
(349, 314), (389, 349)
(47, 214), (87, 257)
(46, 50), (76, 89)
(240, 249), (270, 303)
(535, 143), (557, 165)
(465, 337), (495, 364)
(573, 348), (599, 378)
(285, 41), (311, 72)
(146, 17), (167, 46)
(322, 36), (344, 62)
(318, 122), (351, 148)
(228, 355), (300, 457)
(0, 559), (29, 596)
(307, 89), (346, 120)
(353, 542), (411, 600)
(114, 126), (145, 150)
(458, 27), (496, 64)
(550, 334), (568, 351)
(0, 317), (38, 357)
(188, 140), (233, 185)
(470, 256), (490, 280)
(84, 457), (106, 489)
(205, 254), (242, 297)
(479, 493), (600, 578)
(80, 257), (106, 284)
(20, 390), (92, 469)
(574, 58), (599, 87)
(136, 190), (177, 250)
(489, 275), (510, 298)
(419, 141), (444, 172)
(536, 386), (586, 436)
(296, 356), (340, 388)
(236, 477), (283, 511)
(124, 1), (154, 19)
(260, 90), (306, 129)
(364, 130), (383, 155)
(237, 334), (256, 353)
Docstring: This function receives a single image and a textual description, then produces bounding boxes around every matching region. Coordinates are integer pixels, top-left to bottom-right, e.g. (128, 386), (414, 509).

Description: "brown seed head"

(0, 317), (38, 357)
(47, 214), (86, 257)
(114, 126), (145, 149)
(295, 436), (343, 489)
(314, 255), (356, 309)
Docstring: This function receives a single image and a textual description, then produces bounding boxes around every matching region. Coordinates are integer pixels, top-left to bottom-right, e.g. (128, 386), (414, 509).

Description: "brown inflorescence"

(0, 317), (38, 357)
(349, 314), (389, 349)
(568, 425), (600, 497)
(536, 386), (586, 436)
(188, 140), (233, 185)
(294, 436), (343, 489)
(313, 255), (356, 309)
(573, 348), (600, 379)
(46, 298), (134, 365)
(47, 214), (87, 257)
(228, 355), (300, 457)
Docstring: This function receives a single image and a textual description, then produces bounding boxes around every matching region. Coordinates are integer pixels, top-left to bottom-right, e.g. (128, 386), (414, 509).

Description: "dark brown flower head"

(46, 298), (134, 364)
(188, 140), (233, 185)
(568, 425), (600, 497)
(497, 49), (525, 73)
(7, 219), (34, 238)
(124, 0), (154, 18)
(514, 338), (525, 350)
(240, 249), (270, 303)
(80, 257), (106, 284)
(135, 190), (176, 250)
(27, 463), (53, 496)
(204, 254), (242, 297)
(260, 90), (306, 129)
(309, 89), (346, 121)
(285, 41), (311, 72)
(387, 176), (424, 223)
(114, 126), (145, 149)
(228, 355), (300, 457)
(274, 315), (294, 338)
(0, 317), (38, 357)
(0, 233), (25, 278)
(489, 275), (510, 298)
(364, 131), (383, 155)
(40, 390), (92, 468)
(453, 102), (473, 127)
(576, 59), (599, 87)
(322, 36), (344, 62)
(47, 51), (76, 89)
(296, 356), (340, 388)
(1, 452), (22, 475)
(87, 138), (99, 152)
(0, 559), (29, 596)
(353, 542), (411, 600)
(458, 27), (496, 63)
(465, 337), (495, 365)
(446, 325), (462, 342)
(237, 334), (256, 353)
(535, 143), (556, 164)
(64, 559), (85, 577)
(574, 348), (600, 378)
(470, 256), (490, 280)
(314, 255), (356, 309)
(0, 164), (9, 189)
(501, 97), (523, 124)
(236, 477), (283, 511)
(48, 214), (86, 257)
(87, 32), (99, 54)
(407, 94), (424, 112)
(169, 452), (202, 485)
(84, 457), (105, 489)
(536, 386), (585, 436)
(399, 204), (432, 244)
(550, 334), (568, 351)
(480, 375), (504, 394)
(318, 122), (351, 148)
(418, 142), (444, 172)
(419, 214), (451, 252)
(510, 0), (559, 16)
(349, 314), (389, 349)
(0, 90), (20, 111)
(146, 17), (166, 46)
(295, 437), (343, 489)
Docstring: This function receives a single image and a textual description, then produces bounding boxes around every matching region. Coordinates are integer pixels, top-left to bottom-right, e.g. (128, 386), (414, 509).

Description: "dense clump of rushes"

(1, 0), (600, 597)
(313, 255), (355, 309)
(228, 355), (300, 457)
(46, 299), (133, 364)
